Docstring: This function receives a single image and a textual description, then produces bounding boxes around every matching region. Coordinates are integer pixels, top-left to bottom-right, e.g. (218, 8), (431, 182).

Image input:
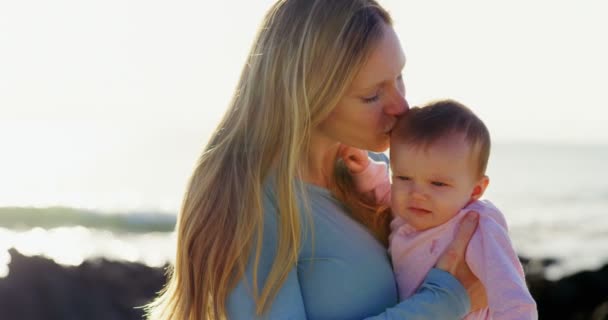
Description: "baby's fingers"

(436, 211), (479, 274)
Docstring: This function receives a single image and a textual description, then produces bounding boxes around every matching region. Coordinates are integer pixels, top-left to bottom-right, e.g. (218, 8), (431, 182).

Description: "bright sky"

(1, 0), (607, 210)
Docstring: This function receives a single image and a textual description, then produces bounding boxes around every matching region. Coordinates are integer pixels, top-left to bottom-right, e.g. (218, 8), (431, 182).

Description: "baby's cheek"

(439, 198), (466, 220)
(390, 192), (407, 218)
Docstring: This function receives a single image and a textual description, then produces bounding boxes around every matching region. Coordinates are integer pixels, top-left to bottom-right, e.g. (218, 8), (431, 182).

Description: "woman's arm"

(226, 203), (307, 319)
(227, 209), (476, 320)
(364, 268), (470, 319)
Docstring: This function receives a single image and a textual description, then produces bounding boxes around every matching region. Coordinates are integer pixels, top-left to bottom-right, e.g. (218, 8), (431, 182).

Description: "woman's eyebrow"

(353, 61), (406, 94)
(352, 82), (381, 94)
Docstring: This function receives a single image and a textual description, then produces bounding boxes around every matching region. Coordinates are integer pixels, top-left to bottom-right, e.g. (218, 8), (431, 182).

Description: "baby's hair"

(392, 99), (491, 177)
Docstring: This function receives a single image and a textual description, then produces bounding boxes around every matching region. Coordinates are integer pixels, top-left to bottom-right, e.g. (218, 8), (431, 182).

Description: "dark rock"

(0, 248), (167, 320)
(1, 249), (607, 320)
(521, 256), (608, 320)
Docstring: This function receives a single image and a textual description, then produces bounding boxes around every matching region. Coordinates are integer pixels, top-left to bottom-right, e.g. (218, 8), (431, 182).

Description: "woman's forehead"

(350, 26), (406, 93)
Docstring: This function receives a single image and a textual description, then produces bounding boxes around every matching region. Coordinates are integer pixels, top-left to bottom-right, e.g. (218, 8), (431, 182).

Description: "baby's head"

(389, 99), (490, 230)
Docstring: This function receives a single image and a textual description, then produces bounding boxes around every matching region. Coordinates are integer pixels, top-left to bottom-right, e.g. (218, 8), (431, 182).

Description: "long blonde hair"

(145, 1), (392, 319)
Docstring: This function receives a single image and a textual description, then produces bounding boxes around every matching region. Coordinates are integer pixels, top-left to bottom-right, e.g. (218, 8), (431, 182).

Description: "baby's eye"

(431, 181), (447, 187)
(395, 176), (410, 181)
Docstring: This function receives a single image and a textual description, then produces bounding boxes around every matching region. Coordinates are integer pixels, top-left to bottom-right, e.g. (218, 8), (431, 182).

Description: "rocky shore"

(522, 256), (608, 320)
(0, 248), (606, 320)
(0, 249), (166, 320)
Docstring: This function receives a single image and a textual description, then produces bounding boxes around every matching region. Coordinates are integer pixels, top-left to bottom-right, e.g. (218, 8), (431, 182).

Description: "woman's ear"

(470, 175), (490, 200)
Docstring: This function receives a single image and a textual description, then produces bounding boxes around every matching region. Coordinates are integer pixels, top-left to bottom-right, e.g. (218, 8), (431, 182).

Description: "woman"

(146, 0), (484, 319)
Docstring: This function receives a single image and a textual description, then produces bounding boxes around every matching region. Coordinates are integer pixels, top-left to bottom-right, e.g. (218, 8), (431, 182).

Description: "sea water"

(1, 143), (607, 280)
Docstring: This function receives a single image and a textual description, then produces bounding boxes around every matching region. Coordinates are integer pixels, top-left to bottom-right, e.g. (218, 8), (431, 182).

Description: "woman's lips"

(384, 119), (396, 134)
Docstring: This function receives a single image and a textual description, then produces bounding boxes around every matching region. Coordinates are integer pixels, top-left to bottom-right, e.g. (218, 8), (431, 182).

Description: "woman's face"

(318, 24), (408, 152)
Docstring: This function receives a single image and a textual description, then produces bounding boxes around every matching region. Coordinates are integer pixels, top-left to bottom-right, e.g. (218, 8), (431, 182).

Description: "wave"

(0, 207), (176, 233)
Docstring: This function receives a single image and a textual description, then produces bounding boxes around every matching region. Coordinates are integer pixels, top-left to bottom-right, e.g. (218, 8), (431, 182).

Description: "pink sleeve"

(350, 160), (391, 205)
(466, 204), (538, 319)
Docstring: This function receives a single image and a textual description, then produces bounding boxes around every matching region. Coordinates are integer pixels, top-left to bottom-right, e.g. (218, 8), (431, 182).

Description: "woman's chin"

(343, 137), (389, 153)
(369, 140), (390, 153)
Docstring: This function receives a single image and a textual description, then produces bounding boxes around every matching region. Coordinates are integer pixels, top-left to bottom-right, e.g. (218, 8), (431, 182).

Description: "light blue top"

(227, 156), (470, 319)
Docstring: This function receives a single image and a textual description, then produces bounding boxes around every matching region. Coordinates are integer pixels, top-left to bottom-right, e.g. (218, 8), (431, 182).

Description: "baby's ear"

(470, 175), (490, 200)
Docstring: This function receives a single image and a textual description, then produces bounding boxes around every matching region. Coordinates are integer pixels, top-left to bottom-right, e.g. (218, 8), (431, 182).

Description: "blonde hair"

(145, 0), (391, 319)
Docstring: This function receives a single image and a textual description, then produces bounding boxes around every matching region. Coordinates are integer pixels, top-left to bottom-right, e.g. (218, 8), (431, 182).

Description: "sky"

(1, 0), (607, 211)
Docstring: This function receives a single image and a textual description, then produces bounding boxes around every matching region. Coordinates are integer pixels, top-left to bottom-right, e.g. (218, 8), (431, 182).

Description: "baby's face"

(389, 134), (482, 231)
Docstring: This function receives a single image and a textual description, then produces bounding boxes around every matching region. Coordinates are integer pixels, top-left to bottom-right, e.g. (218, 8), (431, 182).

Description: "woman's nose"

(384, 91), (409, 116)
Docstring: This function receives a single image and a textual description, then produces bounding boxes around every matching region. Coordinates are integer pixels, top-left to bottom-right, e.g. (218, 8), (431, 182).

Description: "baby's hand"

(338, 145), (370, 174)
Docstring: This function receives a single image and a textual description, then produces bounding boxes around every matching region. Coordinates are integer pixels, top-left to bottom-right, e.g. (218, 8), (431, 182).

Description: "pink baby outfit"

(352, 160), (538, 320)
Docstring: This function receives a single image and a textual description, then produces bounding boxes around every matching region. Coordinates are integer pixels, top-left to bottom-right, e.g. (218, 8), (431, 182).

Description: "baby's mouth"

(407, 206), (432, 215)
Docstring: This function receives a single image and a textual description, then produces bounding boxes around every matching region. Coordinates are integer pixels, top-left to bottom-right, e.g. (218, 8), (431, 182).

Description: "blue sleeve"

(226, 198), (307, 320)
(228, 233), (468, 320)
(227, 267), (306, 319)
(364, 269), (470, 320)
(369, 151), (389, 165)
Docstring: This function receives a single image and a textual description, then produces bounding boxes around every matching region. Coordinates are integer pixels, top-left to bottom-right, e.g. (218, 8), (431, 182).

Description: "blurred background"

(1, 0), (607, 319)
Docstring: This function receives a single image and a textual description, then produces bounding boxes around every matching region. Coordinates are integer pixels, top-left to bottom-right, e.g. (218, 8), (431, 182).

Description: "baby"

(341, 99), (537, 319)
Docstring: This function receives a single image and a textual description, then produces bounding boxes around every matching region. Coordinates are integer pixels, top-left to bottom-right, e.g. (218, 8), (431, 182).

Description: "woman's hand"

(337, 145), (370, 174)
(435, 211), (488, 311)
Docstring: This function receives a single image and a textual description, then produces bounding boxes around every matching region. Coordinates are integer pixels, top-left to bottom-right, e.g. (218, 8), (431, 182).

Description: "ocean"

(1, 143), (607, 280)
(484, 143), (608, 279)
